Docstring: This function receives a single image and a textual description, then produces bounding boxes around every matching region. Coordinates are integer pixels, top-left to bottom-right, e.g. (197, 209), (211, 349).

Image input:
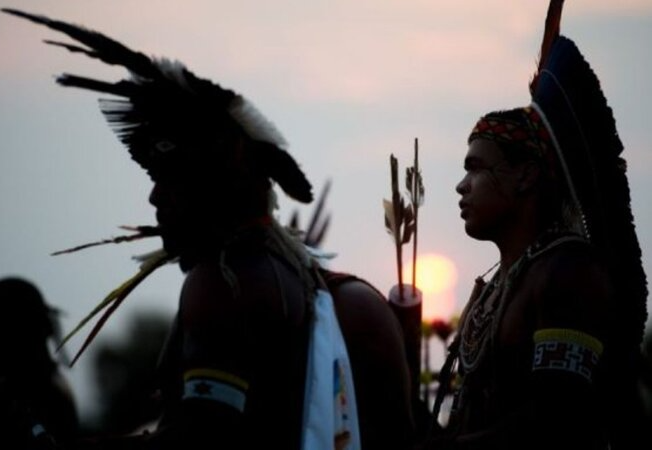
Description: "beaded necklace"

(458, 227), (584, 374)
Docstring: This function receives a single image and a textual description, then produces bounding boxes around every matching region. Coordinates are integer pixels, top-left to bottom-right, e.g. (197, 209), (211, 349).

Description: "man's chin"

(160, 232), (182, 257)
(464, 223), (493, 242)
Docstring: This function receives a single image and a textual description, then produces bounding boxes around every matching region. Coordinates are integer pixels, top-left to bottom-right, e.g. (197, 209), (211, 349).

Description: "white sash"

(301, 289), (361, 450)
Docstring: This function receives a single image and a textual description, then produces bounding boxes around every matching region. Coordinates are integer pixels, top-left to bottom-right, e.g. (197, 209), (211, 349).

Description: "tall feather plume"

(529, 1), (648, 442)
(2, 8), (159, 77)
(529, 0), (564, 95)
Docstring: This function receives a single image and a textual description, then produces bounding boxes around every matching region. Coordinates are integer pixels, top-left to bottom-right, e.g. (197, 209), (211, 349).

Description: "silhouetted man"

(3, 8), (414, 449)
(425, 2), (648, 449)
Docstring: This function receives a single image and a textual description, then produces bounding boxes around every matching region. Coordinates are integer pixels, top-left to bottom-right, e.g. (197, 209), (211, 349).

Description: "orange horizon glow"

(403, 253), (458, 321)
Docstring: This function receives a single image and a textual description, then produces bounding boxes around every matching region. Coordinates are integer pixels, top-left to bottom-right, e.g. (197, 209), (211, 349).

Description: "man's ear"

(516, 161), (541, 193)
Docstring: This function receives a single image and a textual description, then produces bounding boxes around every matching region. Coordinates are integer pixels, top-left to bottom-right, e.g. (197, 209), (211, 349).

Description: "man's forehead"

(465, 139), (504, 163)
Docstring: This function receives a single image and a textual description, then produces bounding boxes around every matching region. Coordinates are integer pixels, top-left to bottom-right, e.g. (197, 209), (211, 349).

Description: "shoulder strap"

(301, 288), (361, 450)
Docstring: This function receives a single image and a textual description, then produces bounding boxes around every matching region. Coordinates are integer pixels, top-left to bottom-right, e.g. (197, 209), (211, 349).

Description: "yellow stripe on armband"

(533, 328), (603, 356)
(183, 368), (249, 391)
(532, 328), (603, 382)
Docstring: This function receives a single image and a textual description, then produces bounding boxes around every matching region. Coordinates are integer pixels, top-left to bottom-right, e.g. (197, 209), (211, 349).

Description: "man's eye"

(465, 164), (484, 173)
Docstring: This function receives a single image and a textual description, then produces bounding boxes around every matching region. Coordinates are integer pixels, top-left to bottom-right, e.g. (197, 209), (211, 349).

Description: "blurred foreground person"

(3, 8), (413, 449)
(0, 277), (79, 449)
(425, 2), (648, 449)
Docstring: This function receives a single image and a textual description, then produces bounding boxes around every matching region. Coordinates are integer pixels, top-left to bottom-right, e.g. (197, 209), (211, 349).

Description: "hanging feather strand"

(58, 249), (172, 366)
(51, 225), (160, 256)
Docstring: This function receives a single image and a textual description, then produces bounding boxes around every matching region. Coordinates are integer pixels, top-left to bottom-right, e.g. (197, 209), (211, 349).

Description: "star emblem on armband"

(193, 381), (212, 396)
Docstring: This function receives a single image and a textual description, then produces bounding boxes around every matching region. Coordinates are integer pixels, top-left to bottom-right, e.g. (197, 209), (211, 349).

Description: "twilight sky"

(1, 0), (651, 417)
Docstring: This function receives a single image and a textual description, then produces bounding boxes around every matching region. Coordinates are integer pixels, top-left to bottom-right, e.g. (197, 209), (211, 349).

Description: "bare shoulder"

(328, 276), (402, 337)
(325, 272), (414, 448)
(535, 240), (611, 301)
(179, 261), (242, 329)
(528, 240), (610, 332)
(326, 273), (407, 370)
(180, 251), (306, 331)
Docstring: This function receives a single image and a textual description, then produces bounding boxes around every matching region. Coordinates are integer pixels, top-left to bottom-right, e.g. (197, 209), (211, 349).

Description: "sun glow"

(403, 253), (458, 320)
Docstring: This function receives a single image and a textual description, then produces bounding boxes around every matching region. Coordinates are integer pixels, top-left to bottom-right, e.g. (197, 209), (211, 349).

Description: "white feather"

(228, 95), (288, 148)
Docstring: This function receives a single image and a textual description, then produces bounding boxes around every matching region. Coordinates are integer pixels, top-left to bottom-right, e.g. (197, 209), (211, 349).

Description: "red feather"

(530, 0), (565, 95)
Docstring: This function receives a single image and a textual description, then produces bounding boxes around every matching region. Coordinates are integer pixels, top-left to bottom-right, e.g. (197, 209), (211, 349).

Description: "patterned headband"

(468, 106), (553, 161)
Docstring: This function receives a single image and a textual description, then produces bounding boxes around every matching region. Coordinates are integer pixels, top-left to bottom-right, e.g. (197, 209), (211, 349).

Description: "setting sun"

(403, 253), (458, 320)
(404, 253), (458, 296)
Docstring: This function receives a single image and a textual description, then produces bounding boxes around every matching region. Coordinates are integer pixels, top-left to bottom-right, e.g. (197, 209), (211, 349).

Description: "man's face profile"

(456, 139), (521, 241)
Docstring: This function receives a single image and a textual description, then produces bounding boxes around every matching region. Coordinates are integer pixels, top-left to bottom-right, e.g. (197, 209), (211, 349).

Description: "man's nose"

(456, 175), (469, 195)
(149, 183), (162, 207)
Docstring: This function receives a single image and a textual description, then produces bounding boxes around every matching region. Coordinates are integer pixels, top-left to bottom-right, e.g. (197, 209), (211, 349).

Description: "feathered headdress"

(2, 8), (313, 203)
(3, 7), (314, 365)
(529, 1), (648, 445)
(288, 179), (332, 249)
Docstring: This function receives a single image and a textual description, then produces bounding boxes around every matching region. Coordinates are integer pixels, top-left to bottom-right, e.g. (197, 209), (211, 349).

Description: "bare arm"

(330, 277), (415, 450)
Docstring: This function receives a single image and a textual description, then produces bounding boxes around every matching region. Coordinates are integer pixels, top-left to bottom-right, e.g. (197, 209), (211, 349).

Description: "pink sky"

(2, 0), (651, 418)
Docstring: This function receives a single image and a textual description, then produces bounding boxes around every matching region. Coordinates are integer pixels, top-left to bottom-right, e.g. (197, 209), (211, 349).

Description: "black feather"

(3, 7), (313, 202)
(529, 0), (564, 95)
(254, 142), (313, 203)
(56, 74), (137, 97)
(533, 32), (648, 446)
(2, 8), (159, 78)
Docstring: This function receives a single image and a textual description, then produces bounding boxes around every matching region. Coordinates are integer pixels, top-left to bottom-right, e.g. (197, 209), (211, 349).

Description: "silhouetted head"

(457, 106), (564, 241)
(148, 138), (277, 265)
(0, 277), (59, 364)
(0, 8), (314, 266)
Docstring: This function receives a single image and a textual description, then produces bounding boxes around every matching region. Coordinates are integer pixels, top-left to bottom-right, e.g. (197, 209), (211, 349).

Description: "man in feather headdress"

(2, 8), (414, 450)
(425, 1), (649, 449)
